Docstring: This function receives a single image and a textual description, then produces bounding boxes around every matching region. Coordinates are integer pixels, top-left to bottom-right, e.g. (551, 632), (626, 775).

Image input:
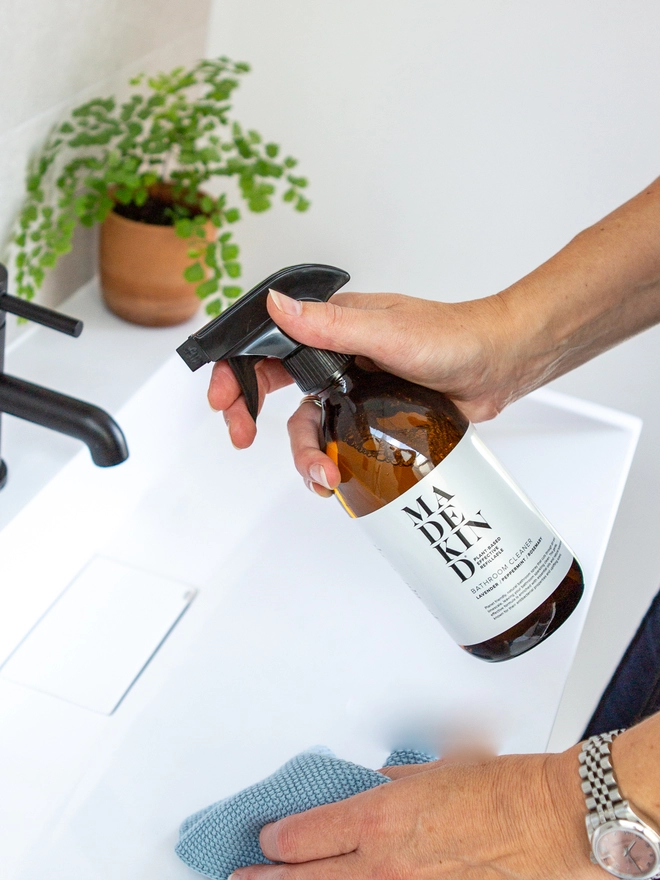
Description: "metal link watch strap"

(579, 730), (626, 832)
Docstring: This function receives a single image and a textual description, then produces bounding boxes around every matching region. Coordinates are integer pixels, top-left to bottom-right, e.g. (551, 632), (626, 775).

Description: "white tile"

(0, 1), (210, 132)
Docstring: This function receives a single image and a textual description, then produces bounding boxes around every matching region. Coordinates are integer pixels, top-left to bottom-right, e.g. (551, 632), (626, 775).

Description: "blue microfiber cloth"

(175, 747), (436, 880)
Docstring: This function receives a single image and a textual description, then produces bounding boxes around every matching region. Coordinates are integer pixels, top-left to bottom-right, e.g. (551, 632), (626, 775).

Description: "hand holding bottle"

(208, 289), (520, 495)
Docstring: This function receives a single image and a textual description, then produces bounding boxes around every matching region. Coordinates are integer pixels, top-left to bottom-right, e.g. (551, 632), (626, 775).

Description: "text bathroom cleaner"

(177, 264), (583, 662)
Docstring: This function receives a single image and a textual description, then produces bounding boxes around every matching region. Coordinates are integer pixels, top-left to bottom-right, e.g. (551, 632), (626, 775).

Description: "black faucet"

(0, 264), (128, 489)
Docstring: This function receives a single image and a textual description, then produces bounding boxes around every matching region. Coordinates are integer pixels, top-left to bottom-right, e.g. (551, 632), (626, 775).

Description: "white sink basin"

(0, 287), (641, 879)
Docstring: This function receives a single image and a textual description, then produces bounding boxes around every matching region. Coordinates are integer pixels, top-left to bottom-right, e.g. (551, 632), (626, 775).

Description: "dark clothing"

(584, 588), (660, 737)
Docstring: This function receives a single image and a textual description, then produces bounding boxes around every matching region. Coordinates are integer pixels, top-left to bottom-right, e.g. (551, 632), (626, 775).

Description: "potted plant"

(10, 57), (310, 325)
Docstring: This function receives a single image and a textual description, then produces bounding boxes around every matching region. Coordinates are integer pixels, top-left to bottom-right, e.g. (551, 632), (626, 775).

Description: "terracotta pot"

(99, 194), (211, 327)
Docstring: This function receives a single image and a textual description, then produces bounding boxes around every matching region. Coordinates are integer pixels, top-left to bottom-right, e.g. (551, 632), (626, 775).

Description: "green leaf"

(175, 218), (194, 238)
(22, 204), (38, 223)
(74, 196), (91, 218)
(196, 278), (219, 299)
(204, 243), (219, 268)
(265, 143), (279, 158)
(224, 207), (240, 223)
(133, 187), (148, 206)
(52, 236), (72, 256)
(248, 194), (270, 212)
(223, 285), (242, 298)
(30, 267), (45, 287)
(39, 251), (58, 268)
(235, 138), (253, 159)
(224, 261), (241, 278)
(219, 232), (232, 243)
(283, 188), (296, 203)
(221, 243), (238, 261)
(205, 298), (222, 316)
(283, 156), (297, 168)
(295, 196), (311, 212)
(94, 194), (115, 222)
(184, 262), (205, 283)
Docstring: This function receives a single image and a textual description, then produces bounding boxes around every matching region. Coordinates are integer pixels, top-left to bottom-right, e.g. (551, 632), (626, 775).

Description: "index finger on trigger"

(208, 360), (242, 412)
(208, 358), (294, 413)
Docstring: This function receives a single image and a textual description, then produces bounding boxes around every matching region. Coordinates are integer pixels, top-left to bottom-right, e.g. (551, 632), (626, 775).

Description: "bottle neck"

(282, 346), (354, 394)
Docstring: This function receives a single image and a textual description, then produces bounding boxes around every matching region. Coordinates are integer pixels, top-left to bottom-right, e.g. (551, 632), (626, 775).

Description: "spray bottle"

(177, 264), (583, 661)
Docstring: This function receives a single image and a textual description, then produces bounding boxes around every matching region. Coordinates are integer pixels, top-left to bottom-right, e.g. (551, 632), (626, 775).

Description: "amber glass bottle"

(320, 358), (584, 662)
(176, 263), (583, 662)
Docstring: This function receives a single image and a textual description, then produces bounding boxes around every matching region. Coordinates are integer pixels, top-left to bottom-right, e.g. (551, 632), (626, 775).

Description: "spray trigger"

(227, 355), (263, 422)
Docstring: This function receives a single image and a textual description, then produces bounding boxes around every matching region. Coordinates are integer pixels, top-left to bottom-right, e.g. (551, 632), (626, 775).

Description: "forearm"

(496, 177), (660, 397)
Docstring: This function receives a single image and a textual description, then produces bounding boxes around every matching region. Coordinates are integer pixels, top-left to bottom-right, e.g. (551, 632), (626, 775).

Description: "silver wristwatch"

(580, 731), (660, 880)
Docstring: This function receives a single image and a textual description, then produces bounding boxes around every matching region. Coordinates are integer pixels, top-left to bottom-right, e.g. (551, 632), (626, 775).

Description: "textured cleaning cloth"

(175, 747), (436, 880)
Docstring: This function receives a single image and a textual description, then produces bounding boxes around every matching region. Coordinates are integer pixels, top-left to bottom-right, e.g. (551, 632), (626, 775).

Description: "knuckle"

(377, 862), (408, 880)
(286, 407), (307, 432)
(286, 410), (300, 434)
(321, 301), (348, 337)
(358, 797), (388, 839)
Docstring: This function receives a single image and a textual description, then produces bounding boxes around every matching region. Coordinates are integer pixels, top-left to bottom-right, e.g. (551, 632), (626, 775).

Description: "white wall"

(0, 0), (211, 319)
(207, 0), (660, 747)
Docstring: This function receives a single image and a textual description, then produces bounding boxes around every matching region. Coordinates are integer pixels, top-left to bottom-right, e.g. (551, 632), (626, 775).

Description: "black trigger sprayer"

(176, 262), (584, 662)
(176, 263), (352, 420)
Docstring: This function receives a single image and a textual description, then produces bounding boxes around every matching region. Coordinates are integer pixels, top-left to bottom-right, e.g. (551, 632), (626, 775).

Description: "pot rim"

(107, 181), (210, 230)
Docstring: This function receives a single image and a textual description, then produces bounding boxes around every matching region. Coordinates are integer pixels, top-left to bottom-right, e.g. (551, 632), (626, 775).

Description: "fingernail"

(310, 464), (332, 490)
(269, 288), (302, 316)
(224, 417), (240, 450)
(208, 399), (220, 413)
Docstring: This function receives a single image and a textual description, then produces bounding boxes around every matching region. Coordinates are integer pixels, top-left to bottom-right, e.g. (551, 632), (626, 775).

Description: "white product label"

(358, 425), (574, 645)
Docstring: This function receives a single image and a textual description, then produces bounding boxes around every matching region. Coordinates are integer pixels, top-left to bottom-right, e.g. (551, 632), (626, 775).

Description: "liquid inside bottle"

(320, 358), (584, 662)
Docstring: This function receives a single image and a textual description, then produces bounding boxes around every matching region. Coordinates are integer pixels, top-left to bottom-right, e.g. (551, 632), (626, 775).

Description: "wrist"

(544, 744), (597, 868)
(611, 717), (660, 832)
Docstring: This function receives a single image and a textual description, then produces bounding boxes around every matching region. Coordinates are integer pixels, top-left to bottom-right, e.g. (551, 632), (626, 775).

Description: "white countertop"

(0, 279), (642, 879)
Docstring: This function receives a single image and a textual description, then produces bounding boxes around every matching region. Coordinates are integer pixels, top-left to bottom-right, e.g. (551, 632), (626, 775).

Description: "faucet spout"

(0, 374), (128, 467)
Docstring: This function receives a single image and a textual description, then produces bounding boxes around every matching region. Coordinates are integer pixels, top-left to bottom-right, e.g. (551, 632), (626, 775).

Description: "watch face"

(593, 823), (660, 879)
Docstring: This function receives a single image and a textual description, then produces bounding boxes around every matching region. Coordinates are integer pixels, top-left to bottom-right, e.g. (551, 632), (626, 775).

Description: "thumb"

(267, 288), (397, 361)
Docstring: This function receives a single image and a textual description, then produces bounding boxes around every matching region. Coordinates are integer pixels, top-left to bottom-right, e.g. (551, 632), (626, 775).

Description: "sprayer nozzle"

(177, 338), (209, 372)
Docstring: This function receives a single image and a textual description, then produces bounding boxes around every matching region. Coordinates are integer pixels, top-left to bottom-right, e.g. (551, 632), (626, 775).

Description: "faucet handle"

(0, 265), (82, 337)
(0, 293), (83, 337)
